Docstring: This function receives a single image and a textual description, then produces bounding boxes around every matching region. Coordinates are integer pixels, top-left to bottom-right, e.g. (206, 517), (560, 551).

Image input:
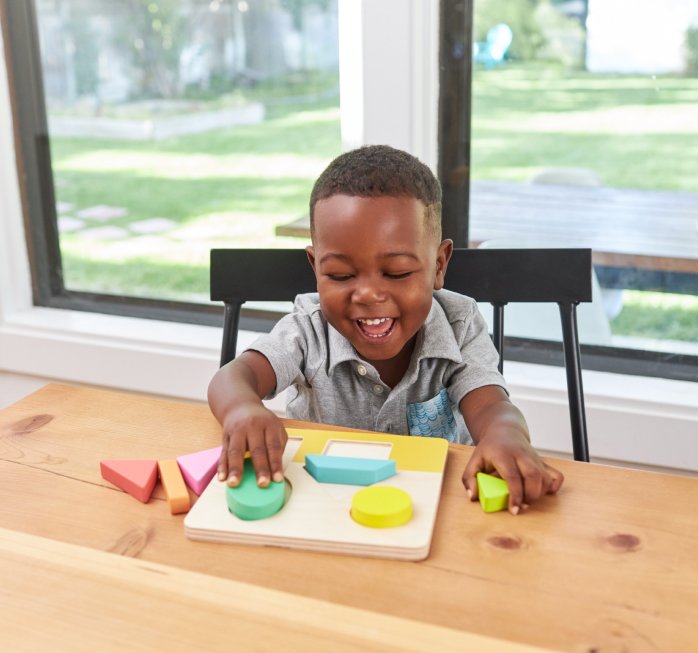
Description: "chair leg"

(558, 303), (590, 462)
(492, 304), (505, 374)
(220, 303), (241, 368)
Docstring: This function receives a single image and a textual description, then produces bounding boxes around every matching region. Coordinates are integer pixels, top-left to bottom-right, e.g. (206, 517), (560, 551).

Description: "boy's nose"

(351, 281), (387, 304)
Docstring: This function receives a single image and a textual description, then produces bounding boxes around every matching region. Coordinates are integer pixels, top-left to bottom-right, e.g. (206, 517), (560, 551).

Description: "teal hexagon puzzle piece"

(305, 454), (396, 485)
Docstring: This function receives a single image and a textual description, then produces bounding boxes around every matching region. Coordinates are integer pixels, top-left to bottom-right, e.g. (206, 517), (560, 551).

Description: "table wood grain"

(0, 527), (548, 653)
(1, 383), (697, 652)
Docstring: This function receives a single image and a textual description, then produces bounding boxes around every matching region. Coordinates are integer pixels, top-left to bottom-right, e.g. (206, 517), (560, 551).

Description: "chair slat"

(211, 249), (316, 302)
(444, 249), (592, 303)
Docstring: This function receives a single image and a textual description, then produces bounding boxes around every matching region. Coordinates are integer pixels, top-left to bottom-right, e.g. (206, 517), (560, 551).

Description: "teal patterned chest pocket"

(407, 388), (458, 442)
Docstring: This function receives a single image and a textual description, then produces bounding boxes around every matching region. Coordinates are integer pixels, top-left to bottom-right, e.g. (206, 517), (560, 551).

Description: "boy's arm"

(208, 350), (287, 487)
(459, 385), (564, 514)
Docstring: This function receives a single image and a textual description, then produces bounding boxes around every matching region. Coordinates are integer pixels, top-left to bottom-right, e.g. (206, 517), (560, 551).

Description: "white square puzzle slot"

(282, 437), (303, 468)
(321, 439), (392, 460)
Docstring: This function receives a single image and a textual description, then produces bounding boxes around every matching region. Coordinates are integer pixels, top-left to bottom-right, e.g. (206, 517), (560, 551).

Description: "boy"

(209, 145), (563, 514)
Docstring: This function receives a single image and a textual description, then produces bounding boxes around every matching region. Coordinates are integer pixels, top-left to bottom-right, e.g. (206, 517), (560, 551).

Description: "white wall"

(1, 1), (696, 475)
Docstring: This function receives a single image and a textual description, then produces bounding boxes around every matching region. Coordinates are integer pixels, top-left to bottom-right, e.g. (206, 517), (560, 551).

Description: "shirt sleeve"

(446, 302), (508, 407)
(243, 300), (322, 399)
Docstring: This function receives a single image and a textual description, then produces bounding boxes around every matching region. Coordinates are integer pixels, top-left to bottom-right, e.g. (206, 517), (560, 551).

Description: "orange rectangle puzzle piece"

(158, 459), (191, 514)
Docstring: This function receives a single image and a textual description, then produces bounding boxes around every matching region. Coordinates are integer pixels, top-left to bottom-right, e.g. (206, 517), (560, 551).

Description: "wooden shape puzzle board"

(184, 428), (449, 561)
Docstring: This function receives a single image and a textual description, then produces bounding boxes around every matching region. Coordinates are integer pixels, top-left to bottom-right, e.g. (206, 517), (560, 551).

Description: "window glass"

(36, 0), (339, 302)
(471, 0), (698, 357)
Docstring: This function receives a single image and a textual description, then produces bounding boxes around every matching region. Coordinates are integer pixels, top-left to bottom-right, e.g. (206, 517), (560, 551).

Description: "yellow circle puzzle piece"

(350, 486), (413, 528)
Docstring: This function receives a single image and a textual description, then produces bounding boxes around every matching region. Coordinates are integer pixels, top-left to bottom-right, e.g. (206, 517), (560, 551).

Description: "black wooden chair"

(210, 248), (592, 462)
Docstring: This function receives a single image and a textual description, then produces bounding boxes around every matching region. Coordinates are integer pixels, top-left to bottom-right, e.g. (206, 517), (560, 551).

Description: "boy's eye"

(326, 273), (353, 281)
(385, 271), (413, 279)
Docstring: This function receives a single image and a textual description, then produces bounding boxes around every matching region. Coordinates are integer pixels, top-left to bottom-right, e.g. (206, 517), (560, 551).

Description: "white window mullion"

(338, 0), (438, 169)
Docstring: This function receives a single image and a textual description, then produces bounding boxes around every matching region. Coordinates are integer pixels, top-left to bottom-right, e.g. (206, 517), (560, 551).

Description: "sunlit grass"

(58, 151), (330, 179)
(481, 104), (698, 135)
(51, 65), (698, 344)
(611, 292), (698, 342)
(471, 64), (698, 191)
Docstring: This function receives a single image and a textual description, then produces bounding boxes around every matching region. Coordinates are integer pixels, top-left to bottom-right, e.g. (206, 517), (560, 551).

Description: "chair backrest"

(210, 247), (592, 461)
(476, 239), (611, 345)
(210, 248), (316, 369)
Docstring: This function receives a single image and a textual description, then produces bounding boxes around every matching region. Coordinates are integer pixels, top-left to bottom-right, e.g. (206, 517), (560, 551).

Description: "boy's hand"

(217, 403), (288, 488)
(463, 428), (564, 515)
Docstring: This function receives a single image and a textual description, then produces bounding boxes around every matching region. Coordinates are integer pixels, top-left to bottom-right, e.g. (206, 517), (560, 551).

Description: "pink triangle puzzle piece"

(176, 446), (222, 495)
(100, 459), (158, 503)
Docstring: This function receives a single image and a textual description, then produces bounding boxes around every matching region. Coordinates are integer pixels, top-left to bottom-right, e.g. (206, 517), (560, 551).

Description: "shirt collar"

(415, 296), (464, 364)
(327, 322), (361, 375)
(326, 294), (463, 376)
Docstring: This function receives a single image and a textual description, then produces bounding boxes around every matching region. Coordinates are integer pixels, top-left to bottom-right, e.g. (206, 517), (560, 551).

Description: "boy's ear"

(433, 239), (454, 290)
(305, 245), (318, 275)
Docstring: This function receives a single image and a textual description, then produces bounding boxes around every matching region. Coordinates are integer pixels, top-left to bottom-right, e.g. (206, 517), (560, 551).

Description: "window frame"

(2, 0), (697, 383)
(434, 0), (697, 383)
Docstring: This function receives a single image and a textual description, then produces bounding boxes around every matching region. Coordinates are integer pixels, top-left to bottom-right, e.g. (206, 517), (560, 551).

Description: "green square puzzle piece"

(477, 472), (509, 513)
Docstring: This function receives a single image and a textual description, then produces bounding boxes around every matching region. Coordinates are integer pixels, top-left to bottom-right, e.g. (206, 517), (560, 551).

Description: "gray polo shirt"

(247, 289), (507, 445)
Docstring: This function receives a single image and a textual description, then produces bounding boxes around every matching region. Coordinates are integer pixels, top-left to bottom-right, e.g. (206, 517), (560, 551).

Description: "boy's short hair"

(309, 144), (442, 241)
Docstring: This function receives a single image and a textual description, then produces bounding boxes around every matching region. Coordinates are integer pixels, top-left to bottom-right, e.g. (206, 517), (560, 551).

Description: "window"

(4, 0), (340, 325)
(440, 0), (697, 380)
(3, 0), (697, 382)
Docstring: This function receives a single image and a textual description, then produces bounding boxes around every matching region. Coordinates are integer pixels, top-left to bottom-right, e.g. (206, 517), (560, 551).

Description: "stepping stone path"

(57, 216), (86, 233)
(80, 225), (130, 240)
(129, 217), (176, 234)
(77, 205), (129, 221)
(56, 203), (175, 241)
(56, 202), (74, 214)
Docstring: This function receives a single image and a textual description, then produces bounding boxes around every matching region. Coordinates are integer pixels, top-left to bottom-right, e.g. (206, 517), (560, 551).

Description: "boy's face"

(307, 194), (452, 376)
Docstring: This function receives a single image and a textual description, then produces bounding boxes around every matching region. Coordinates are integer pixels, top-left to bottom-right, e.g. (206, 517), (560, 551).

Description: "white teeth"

(358, 318), (390, 325)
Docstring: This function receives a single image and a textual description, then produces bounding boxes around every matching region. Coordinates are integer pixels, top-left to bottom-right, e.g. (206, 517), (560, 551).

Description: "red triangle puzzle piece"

(100, 459), (158, 503)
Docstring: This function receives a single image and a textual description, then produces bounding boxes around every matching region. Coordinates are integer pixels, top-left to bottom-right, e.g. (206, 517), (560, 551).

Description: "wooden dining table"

(276, 180), (698, 293)
(1, 383), (697, 652)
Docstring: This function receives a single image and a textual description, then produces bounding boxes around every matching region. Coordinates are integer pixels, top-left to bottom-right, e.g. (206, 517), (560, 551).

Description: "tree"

(119, 0), (187, 98)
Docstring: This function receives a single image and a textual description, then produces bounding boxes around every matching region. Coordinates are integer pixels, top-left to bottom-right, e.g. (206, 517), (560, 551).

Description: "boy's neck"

(368, 337), (416, 389)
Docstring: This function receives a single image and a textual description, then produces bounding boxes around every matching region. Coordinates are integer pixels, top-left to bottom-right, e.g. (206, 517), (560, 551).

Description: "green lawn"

(469, 64), (698, 345)
(55, 99), (338, 299)
(471, 63), (698, 190)
(52, 64), (698, 345)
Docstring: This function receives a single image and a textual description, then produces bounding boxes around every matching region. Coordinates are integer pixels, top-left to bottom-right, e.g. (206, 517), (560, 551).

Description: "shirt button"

(373, 384), (384, 395)
(357, 364), (367, 376)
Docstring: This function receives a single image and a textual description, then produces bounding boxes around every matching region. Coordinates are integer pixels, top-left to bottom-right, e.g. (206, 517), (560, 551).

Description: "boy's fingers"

(546, 465), (565, 494)
(462, 452), (483, 501)
(521, 464), (544, 504)
(463, 475), (478, 501)
(495, 461), (524, 514)
(266, 427), (287, 483)
(248, 433), (272, 487)
(217, 434), (229, 481)
(225, 438), (246, 487)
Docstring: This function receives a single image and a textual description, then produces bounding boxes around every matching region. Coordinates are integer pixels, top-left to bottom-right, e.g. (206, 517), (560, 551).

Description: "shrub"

(474, 0), (545, 61)
(474, 0), (584, 65)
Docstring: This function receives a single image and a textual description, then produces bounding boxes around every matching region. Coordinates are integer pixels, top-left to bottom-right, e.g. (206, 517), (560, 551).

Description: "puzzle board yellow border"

(286, 427), (448, 472)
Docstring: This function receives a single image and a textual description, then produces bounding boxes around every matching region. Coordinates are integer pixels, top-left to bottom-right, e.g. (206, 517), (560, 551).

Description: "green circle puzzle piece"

(226, 459), (286, 520)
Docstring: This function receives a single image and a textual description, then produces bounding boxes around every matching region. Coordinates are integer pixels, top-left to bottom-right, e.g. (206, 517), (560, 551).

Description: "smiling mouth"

(356, 317), (396, 339)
